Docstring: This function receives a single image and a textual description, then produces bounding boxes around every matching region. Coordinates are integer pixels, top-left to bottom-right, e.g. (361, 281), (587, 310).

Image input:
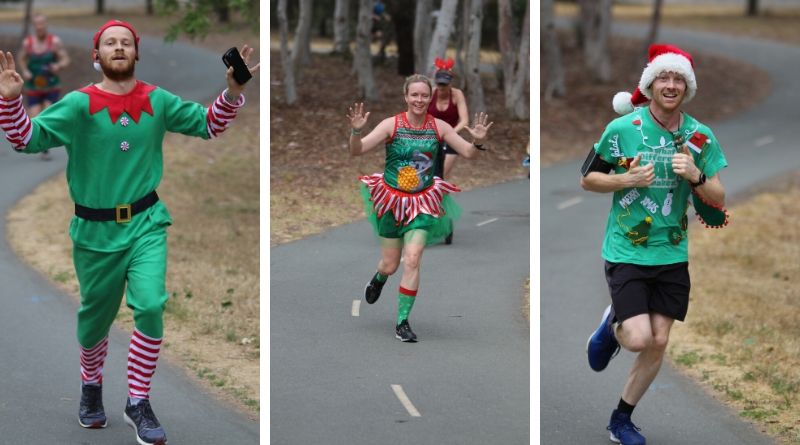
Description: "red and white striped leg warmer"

(206, 89), (245, 138)
(0, 95), (32, 150)
(80, 337), (109, 385)
(127, 329), (162, 400)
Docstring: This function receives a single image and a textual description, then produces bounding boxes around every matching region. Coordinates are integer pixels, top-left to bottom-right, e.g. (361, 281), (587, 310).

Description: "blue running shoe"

(124, 398), (167, 445)
(78, 383), (107, 428)
(607, 409), (646, 445)
(586, 304), (620, 372)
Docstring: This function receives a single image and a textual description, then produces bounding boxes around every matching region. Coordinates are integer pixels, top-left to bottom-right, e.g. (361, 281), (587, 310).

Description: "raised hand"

(627, 154), (655, 188)
(672, 145), (700, 182)
(346, 102), (370, 131)
(464, 112), (494, 141)
(0, 51), (23, 100)
(226, 44), (260, 97)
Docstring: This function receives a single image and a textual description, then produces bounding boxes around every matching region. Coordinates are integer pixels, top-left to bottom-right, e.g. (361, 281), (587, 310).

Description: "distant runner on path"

(347, 74), (492, 342)
(0, 19), (258, 445)
(17, 13), (70, 160)
(580, 44), (729, 445)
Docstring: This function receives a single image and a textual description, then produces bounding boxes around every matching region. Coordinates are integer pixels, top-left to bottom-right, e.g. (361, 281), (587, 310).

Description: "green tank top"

(383, 112), (441, 193)
(24, 35), (60, 92)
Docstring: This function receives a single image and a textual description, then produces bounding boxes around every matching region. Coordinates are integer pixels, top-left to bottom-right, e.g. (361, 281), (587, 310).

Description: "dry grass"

(3, 8), (259, 415)
(556, 2), (800, 46)
(671, 173), (800, 444)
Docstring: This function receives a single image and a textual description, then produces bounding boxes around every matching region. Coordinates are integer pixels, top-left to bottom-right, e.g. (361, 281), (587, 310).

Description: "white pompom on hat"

(612, 43), (697, 115)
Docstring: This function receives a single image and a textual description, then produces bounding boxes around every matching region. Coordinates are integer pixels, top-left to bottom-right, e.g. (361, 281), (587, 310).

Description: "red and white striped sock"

(80, 337), (109, 385)
(127, 329), (162, 400)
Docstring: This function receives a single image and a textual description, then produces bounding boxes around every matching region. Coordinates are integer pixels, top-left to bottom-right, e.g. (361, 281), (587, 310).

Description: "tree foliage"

(156, 0), (259, 41)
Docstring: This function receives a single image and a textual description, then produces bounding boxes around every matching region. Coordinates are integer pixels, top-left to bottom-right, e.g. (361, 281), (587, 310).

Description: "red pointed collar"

(79, 80), (157, 124)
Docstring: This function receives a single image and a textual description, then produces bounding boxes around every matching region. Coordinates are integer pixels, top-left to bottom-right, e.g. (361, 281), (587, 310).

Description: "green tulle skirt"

(360, 183), (462, 246)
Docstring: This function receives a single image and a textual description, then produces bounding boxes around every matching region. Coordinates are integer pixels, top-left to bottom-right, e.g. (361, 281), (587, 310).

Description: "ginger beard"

(97, 50), (136, 81)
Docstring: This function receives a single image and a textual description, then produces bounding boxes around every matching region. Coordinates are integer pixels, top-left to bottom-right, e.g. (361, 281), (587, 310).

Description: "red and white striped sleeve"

(206, 89), (245, 139)
(0, 95), (32, 150)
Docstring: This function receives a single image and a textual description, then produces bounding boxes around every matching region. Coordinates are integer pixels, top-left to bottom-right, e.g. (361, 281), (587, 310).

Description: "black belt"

(74, 191), (159, 223)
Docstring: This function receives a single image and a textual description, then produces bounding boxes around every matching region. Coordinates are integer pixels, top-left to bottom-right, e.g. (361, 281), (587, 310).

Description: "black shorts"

(604, 261), (691, 322)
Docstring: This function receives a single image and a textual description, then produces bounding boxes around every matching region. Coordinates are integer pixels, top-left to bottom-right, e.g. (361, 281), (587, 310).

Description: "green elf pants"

(74, 227), (169, 348)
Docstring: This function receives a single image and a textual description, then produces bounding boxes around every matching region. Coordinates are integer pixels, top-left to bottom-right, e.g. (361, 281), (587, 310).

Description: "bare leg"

(617, 313), (674, 405)
(398, 230), (427, 290)
(377, 237), (402, 276)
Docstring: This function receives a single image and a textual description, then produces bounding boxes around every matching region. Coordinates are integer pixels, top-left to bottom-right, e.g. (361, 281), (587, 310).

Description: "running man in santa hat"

(579, 43), (729, 445)
(0, 20), (258, 445)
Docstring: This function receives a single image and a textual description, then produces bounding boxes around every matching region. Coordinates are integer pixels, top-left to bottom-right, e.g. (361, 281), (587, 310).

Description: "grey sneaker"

(78, 384), (107, 428)
(124, 398), (167, 445)
(395, 320), (418, 342)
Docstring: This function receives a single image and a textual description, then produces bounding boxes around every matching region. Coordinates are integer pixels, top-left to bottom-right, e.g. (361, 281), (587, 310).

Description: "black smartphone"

(222, 47), (252, 85)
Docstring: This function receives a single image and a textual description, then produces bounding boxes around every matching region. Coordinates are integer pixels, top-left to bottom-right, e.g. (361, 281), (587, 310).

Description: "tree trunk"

(292, 0), (313, 73)
(388, 2), (415, 76)
(332, 0), (351, 55)
(354, 0), (380, 101)
(643, 0), (663, 53)
(464, 0), (485, 113)
(498, 0), (515, 99)
(578, 0), (612, 82)
(414, 0), (434, 74)
(214, 3), (230, 23)
(746, 0), (759, 16)
(146, 0), (154, 15)
(277, 0), (297, 105)
(541, 0), (566, 100)
(455, 0), (469, 87)
(508, 0), (529, 118)
(425, 0), (459, 76)
(19, 0), (33, 48)
(96, 0), (104, 15)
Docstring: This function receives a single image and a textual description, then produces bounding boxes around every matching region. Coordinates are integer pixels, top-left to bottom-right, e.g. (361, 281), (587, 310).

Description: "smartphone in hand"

(222, 47), (252, 85)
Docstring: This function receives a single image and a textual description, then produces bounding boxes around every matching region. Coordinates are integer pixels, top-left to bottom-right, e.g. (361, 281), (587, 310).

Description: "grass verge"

(671, 172), (800, 444)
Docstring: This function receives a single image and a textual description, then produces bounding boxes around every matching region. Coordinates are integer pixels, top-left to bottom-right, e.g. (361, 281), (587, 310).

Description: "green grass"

(675, 350), (702, 367)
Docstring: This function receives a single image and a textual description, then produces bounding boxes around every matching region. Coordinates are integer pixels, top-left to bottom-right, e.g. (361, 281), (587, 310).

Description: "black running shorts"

(604, 261), (691, 322)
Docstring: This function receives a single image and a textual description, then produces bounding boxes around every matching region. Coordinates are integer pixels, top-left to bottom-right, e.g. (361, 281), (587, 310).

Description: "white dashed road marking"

(557, 196), (583, 210)
(754, 136), (774, 147)
(351, 300), (360, 317)
(391, 384), (421, 417)
(476, 217), (499, 227)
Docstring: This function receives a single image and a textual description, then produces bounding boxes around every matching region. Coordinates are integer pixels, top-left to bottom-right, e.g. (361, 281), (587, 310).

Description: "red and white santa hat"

(612, 43), (697, 115)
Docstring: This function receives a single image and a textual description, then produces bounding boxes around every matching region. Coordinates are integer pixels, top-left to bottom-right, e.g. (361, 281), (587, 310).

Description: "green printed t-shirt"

(592, 108), (727, 265)
(22, 81), (210, 252)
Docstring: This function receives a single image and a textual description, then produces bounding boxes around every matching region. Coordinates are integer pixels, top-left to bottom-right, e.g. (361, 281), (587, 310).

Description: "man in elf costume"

(0, 20), (258, 445)
(580, 44), (728, 445)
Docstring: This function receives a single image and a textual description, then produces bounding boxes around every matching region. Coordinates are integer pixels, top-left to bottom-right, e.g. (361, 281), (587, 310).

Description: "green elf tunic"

(3, 80), (243, 347)
(592, 108), (728, 266)
(360, 112), (461, 245)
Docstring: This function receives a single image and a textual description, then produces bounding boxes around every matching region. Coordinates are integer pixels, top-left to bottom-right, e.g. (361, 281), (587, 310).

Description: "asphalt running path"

(271, 179), (530, 444)
(0, 24), (258, 443)
(541, 21), (798, 444)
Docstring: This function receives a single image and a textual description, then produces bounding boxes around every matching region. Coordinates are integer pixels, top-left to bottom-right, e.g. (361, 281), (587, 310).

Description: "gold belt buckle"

(115, 203), (132, 223)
